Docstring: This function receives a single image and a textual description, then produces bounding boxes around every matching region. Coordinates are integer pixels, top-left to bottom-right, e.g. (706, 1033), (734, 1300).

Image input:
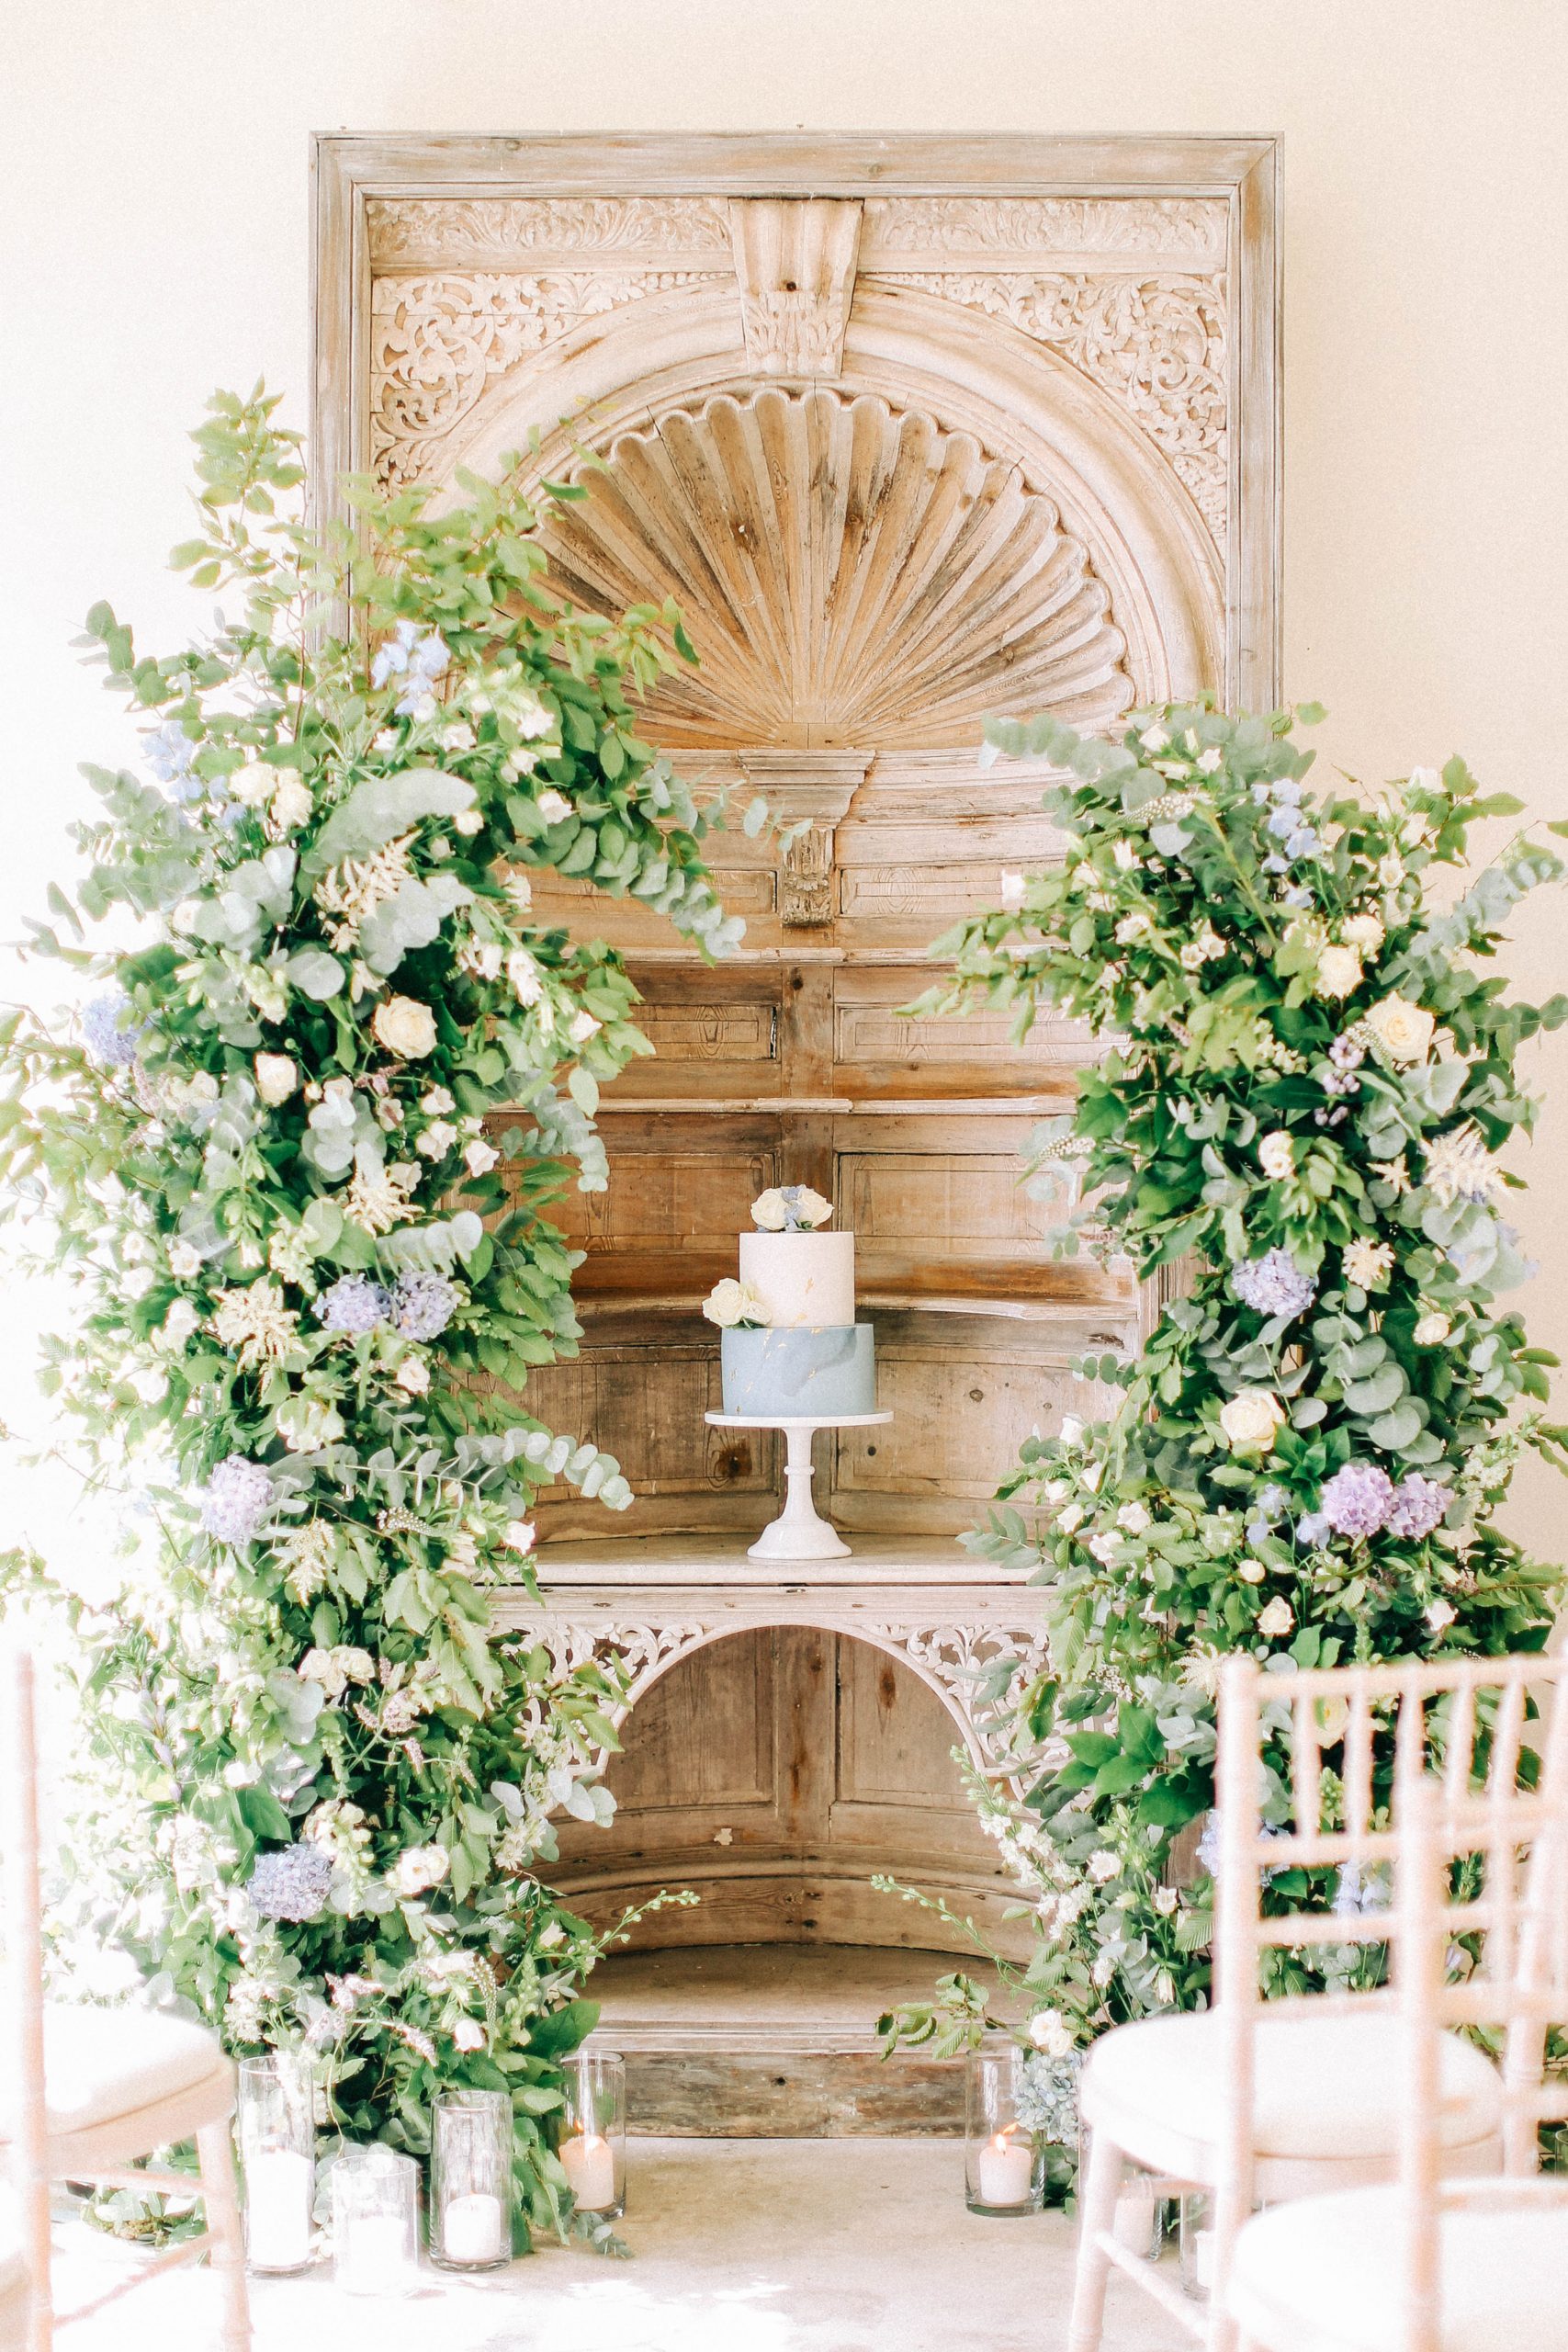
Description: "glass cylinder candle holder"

(332, 2143), (420, 2297)
(1076, 2126), (1165, 2262)
(964, 2047), (1044, 2215)
(237, 2052), (316, 2276)
(430, 2087), (513, 2271)
(558, 2052), (626, 2220)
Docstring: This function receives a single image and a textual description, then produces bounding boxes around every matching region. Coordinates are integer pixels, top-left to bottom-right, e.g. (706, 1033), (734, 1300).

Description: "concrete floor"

(48, 2139), (1182, 2352)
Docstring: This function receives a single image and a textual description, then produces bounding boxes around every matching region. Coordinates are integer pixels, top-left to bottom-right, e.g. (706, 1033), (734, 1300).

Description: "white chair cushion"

(1083, 2005), (1500, 2164)
(0, 2004), (227, 2140)
(1229, 2183), (1568, 2352)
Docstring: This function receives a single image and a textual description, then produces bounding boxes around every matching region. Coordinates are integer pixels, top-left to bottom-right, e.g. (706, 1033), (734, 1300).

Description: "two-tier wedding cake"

(703, 1186), (876, 1417)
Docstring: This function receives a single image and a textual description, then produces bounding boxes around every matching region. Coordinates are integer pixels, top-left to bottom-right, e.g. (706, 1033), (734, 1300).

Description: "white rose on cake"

(751, 1185), (833, 1232)
(702, 1278), (770, 1329)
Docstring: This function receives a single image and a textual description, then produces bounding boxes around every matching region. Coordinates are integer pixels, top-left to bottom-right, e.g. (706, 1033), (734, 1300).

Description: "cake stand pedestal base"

(705, 1412), (893, 1562)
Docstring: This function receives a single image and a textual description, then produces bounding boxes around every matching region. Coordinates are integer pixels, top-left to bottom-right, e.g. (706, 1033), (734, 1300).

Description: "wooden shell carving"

(539, 385), (1134, 751)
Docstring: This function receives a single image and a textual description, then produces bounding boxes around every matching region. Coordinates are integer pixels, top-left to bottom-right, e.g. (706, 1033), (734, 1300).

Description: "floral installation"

(750, 1185), (833, 1232)
(0, 385), (734, 2246)
(875, 698), (1568, 2174)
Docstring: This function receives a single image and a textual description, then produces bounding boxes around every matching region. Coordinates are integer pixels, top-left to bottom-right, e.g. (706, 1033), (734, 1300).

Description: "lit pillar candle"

(441, 2190), (506, 2265)
(560, 2130), (616, 2212)
(976, 2129), (1034, 2208)
(244, 2148), (313, 2271)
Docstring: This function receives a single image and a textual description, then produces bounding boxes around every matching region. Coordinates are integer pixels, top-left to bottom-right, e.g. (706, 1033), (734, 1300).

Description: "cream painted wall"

(4, 0), (1567, 1549)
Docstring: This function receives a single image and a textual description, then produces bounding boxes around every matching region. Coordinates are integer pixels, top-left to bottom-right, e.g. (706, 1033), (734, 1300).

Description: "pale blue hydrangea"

(1384, 1475), (1450, 1540)
(1296, 1510), (1333, 1548)
(319, 1274), (393, 1335)
(1197, 1814), (1289, 1882)
(1014, 2051), (1082, 2143)
(1231, 1250), (1316, 1319)
(199, 1455), (274, 1546)
(1332, 1861), (1390, 1919)
(1319, 1462), (1396, 1538)
(392, 1271), (459, 1341)
(83, 991), (142, 1068)
(248, 1843), (334, 1923)
(144, 719), (203, 801)
(371, 619), (450, 714)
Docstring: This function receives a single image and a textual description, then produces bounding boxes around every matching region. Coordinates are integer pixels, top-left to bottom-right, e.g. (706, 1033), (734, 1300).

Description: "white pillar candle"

(976, 2132), (1034, 2208)
(1114, 2185), (1158, 2254)
(560, 2131), (617, 2212)
(441, 2190), (505, 2265)
(337, 2211), (415, 2296)
(244, 2148), (313, 2271)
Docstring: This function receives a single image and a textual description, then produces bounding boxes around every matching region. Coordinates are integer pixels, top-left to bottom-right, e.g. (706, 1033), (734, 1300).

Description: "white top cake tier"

(738, 1230), (855, 1328)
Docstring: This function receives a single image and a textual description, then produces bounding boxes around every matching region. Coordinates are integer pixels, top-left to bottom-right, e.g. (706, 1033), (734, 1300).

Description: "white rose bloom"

(506, 949), (543, 1007)
(231, 761), (278, 808)
(1426, 1600), (1458, 1633)
(395, 1355), (430, 1396)
(464, 1138), (500, 1177)
(1314, 944), (1363, 1000)
(998, 870), (1027, 910)
(1236, 1556), (1266, 1585)
(1258, 1130), (1293, 1180)
(454, 808), (483, 836)
(503, 1520), (536, 1555)
(1413, 1311), (1451, 1346)
(535, 789), (573, 825)
(299, 1647), (349, 1701)
(1028, 2010), (1074, 2058)
(1218, 1389), (1286, 1453)
(750, 1189), (789, 1232)
(702, 1277), (767, 1329)
(254, 1052), (299, 1107)
(1257, 1596), (1295, 1639)
(372, 995), (438, 1058)
(1342, 912), (1384, 952)
(390, 1845), (450, 1898)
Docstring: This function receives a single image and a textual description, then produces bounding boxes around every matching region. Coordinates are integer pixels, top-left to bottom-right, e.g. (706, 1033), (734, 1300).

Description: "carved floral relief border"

(366, 192), (1231, 553)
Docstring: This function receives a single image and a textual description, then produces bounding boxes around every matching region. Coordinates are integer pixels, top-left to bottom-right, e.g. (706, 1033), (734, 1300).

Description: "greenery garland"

(0, 387), (737, 2245)
(879, 697), (1568, 2141)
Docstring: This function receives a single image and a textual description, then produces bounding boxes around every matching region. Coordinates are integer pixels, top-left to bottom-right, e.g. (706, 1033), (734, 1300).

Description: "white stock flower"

(372, 995), (438, 1058)
(254, 1052), (299, 1107)
(1028, 2009), (1074, 2057)
(506, 949), (543, 1006)
(1055, 1502), (1086, 1533)
(1258, 1131), (1293, 1181)
(1219, 1390), (1286, 1453)
(1365, 993), (1435, 1065)
(460, 939), (504, 981)
(161, 1298), (201, 1347)
(1139, 725), (1170, 752)
(1344, 1238), (1394, 1290)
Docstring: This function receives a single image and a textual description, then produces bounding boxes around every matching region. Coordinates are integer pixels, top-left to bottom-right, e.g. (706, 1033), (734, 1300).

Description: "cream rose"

(1413, 1311), (1451, 1346)
(702, 1277), (769, 1329)
(1257, 1596), (1295, 1639)
(1219, 1389), (1287, 1453)
(1341, 912), (1384, 952)
(1365, 993), (1435, 1064)
(253, 1052), (299, 1107)
(372, 995), (437, 1059)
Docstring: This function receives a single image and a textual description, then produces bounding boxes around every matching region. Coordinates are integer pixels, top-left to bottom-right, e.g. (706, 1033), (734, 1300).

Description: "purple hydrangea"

(83, 991), (143, 1069)
(1232, 1250), (1317, 1320)
(1384, 1475), (1450, 1540)
(247, 1843), (335, 1923)
(199, 1455), (274, 1546)
(320, 1274), (394, 1335)
(1318, 1462), (1396, 1539)
(391, 1272), (459, 1341)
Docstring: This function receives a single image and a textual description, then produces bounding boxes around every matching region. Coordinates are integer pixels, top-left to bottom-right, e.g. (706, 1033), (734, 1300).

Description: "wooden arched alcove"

(315, 133), (1280, 1964)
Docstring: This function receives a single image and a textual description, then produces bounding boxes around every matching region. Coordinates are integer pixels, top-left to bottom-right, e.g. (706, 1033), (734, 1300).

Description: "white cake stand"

(705, 1411), (893, 1561)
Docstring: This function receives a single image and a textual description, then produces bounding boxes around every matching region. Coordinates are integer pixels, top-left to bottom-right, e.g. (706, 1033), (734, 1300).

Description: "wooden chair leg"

(196, 2120), (251, 2352)
(1066, 2125), (1124, 2352)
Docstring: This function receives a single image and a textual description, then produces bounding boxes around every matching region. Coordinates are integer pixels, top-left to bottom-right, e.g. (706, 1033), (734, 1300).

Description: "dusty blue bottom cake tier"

(720, 1324), (875, 1417)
